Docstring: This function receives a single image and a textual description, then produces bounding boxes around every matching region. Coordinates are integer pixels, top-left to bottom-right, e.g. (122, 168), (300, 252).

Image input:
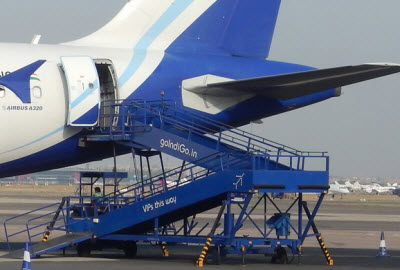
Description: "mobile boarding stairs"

(3, 100), (333, 265)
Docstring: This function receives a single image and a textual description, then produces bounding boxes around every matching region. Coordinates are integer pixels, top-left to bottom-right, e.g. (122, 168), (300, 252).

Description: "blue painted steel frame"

(3, 98), (330, 261)
(96, 191), (327, 259)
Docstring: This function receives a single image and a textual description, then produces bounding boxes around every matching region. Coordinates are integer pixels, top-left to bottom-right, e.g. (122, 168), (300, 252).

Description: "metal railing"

(252, 154), (329, 172)
(95, 152), (236, 207)
(3, 199), (92, 252)
(98, 99), (328, 159)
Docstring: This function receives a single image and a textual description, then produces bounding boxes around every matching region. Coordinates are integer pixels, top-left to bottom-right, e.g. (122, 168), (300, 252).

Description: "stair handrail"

(3, 202), (61, 251)
(253, 153), (329, 172)
(162, 105), (327, 157)
(25, 210), (69, 243)
(160, 102), (327, 156)
(100, 100), (327, 157)
(121, 99), (324, 156)
(125, 101), (277, 155)
(102, 101), (289, 156)
(3, 199), (94, 251)
(96, 152), (250, 207)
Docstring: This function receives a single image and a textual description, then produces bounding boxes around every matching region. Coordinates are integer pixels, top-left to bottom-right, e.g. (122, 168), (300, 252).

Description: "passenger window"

(32, 86), (42, 98)
(0, 87), (5, 98)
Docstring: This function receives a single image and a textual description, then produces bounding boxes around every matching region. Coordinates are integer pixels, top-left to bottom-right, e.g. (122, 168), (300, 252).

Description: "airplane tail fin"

(170, 0), (282, 59)
(65, 0), (281, 59)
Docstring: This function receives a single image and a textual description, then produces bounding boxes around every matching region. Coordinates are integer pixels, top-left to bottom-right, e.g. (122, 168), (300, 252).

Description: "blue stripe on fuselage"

(118, 0), (194, 88)
(0, 126), (65, 155)
(71, 80), (99, 108)
(1, 1), (338, 177)
(1, 0), (194, 163)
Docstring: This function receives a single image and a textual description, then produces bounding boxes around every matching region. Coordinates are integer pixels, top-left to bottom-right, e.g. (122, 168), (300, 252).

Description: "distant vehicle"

(392, 188), (400, 196)
(272, 192), (285, 199)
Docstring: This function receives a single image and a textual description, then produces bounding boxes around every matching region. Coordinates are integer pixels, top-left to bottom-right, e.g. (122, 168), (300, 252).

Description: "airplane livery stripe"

(0, 126), (65, 155)
(118, 0), (194, 88)
(71, 80), (99, 109)
(0, 1), (197, 161)
(0, 1), (216, 163)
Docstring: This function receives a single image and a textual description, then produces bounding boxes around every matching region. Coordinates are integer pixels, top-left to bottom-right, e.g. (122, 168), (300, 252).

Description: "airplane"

(350, 181), (374, 193)
(344, 180), (359, 192)
(1, 0), (400, 178)
(328, 181), (350, 195)
(370, 183), (396, 194)
(349, 181), (396, 194)
(344, 180), (377, 193)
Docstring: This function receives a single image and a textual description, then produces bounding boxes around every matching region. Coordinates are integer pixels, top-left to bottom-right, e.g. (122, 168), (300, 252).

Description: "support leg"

(196, 203), (226, 267)
(160, 243), (169, 257)
(298, 193), (303, 264)
(302, 194), (333, 265)
(112, 144), (118, 197)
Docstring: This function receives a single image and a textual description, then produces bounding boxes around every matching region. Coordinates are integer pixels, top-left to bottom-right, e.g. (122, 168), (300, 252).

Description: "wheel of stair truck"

(77, 241), (92, 257)
(214, 245), (224, 265)
(207, 245), (224, 265)
(123, 241), (137, 258)
(271, 246), (288, 264)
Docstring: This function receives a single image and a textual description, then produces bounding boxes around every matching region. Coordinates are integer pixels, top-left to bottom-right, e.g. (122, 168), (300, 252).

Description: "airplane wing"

(186, 64), (400, 100)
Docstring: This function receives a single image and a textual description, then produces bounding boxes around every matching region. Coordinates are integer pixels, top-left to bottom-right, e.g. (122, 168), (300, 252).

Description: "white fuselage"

(0, 43), (133, 166)
(0, 1), (219, 171)
(328, 182), (350, 195)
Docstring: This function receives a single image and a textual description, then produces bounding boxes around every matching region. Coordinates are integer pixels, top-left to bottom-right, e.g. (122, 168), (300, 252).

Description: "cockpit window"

(0, 86), (5, 98)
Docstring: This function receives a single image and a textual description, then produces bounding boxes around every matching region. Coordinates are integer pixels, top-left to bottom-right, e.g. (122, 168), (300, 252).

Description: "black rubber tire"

(215, 245), (223, 265)
(77, 242), (92, 257)
(205, 245), (224, 265)
(123, 242), (138, 258)
(271, 247), (288, 264)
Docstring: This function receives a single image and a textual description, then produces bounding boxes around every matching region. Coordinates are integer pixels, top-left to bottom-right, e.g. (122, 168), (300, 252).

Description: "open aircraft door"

(61, 56), (100, 127)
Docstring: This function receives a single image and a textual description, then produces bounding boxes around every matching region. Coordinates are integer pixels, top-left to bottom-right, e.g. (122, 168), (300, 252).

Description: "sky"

(2, 0), (400, 178)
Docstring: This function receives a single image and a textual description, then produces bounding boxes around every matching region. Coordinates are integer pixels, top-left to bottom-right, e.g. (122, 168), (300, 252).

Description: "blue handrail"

(3, 199), (93, 252)
(98, 100), (327, 159)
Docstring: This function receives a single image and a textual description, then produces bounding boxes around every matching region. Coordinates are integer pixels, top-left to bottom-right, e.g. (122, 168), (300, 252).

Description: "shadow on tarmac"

(1, 243), (399, 269)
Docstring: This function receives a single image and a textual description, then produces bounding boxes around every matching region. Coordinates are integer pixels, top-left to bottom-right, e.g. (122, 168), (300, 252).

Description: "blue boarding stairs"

(3, 100), (333, 265)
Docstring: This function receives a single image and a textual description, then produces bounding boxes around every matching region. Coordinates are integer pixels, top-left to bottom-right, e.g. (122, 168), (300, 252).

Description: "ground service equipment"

(3, 100), (333, 265)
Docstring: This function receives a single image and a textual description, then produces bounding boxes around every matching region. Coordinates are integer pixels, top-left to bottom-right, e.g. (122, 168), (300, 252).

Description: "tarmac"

(0, 187), (399, 269)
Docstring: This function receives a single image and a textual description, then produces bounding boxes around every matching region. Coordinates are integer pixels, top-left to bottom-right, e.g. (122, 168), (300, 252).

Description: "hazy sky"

(2, 0), (400, 178)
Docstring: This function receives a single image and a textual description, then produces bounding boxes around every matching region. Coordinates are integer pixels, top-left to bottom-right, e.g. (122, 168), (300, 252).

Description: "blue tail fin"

(168, 0), (281, 59)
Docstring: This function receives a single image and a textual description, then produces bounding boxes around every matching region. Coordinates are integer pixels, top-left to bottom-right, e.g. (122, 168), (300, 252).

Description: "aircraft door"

(94, 60), (119, 128)
(61, 56), (100, 127)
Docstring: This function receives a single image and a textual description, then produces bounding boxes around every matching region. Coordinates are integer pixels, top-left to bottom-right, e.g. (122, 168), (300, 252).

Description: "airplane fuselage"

(0, 43), (324, 177)
(1, 0), (398, 178)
